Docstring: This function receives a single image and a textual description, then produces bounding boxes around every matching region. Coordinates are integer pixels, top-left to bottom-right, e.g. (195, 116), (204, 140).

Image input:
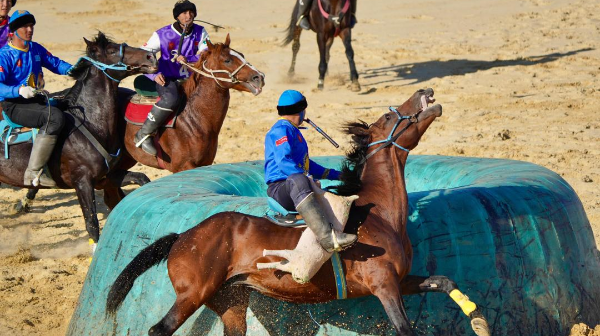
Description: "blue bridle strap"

(76, 43), (128, 82)
(362, 106), (418, 163)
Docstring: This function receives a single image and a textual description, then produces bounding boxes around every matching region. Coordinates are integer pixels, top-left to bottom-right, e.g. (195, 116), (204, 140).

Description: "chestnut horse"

(0, 33), (157, 247)
(8, 35), (265, 215)
(120, 34), (265, 173)
(106, 88), (490, 336)
(283, 0), (360, 91)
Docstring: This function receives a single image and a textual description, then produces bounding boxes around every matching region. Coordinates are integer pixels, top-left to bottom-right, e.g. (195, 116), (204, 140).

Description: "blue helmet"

(277, 90), (307, 116)
(9, 10), (36, 32)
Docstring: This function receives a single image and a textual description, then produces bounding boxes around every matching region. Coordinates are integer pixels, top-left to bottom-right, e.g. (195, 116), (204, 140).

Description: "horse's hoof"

(350, 81), (361, 92)
(470, 316), (490, 336)
(8, 199), (30, 216)
(287, 70), (295, 78)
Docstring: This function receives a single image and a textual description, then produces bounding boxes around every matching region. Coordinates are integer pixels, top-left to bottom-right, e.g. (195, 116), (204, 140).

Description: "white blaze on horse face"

(229, 50), (264, 78)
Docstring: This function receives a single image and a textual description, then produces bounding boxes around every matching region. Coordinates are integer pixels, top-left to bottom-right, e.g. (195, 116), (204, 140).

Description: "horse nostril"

(252, 75), (262, 84)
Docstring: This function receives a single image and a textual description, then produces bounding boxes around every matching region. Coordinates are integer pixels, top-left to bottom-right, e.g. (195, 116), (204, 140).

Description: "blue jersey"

(0, 41), (72, 102)
(264, 119), (340, 184)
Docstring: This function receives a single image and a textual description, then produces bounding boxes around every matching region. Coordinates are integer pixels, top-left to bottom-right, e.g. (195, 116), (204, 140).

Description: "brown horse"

(106, 88), (490, 336)
(284, 0), (360, 91)
(120, 34), (265, 173)
(0, 33), (157, 246)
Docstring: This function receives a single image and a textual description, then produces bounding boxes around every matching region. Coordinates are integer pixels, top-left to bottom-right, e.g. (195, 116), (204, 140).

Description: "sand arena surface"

(0, 0), (598, 334)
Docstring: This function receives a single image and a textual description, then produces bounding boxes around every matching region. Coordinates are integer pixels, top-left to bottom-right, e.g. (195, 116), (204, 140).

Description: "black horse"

(0, 33), (157, 251)
(284, 0), (360, 91)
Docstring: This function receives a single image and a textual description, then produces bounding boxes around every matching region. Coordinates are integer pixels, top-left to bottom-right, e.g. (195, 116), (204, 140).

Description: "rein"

(180, 50), (262, 89)
(76, 43), (130, 82)
(362, 106), (420, 163)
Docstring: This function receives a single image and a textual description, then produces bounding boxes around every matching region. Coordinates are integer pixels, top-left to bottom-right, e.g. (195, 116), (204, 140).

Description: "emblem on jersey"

(168, 42), (175, 50)
(35, 55), (41, 62)
(297, 135), (303, 142)
(0, 66), (3, 73)
(275, 136), (288, 146)
(16, 59), (22, 67)
(46, 51), (52, 57)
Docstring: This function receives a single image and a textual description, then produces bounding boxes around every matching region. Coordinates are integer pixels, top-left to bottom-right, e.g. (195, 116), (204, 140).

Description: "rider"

(0, 10), (73, 186)
(136, 0), (210, 156)
(296, 0), (357, 30)
(0, 0), (16, 48)
(264, 90), (357, 252)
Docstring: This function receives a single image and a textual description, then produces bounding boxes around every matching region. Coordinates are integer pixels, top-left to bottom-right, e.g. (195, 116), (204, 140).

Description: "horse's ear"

(83, 37), (97, 54)
(224, 33), (231, 47)
(206, 39), (214, 51)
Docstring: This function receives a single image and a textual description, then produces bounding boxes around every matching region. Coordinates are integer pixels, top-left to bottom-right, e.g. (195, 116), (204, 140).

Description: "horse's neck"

(359, 152), (409, 233)
(181, 76), (230, 133)
(73, 68), (119, 138)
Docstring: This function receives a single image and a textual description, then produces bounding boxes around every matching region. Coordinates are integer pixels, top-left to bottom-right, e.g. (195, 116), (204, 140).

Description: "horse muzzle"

(419, 104), (443, 120)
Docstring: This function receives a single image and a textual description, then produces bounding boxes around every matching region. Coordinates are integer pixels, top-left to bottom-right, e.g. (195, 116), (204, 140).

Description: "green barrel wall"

(67, 156), (600, 335)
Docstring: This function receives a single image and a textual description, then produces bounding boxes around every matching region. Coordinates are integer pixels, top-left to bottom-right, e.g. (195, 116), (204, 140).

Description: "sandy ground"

(0, 0), (599, 335)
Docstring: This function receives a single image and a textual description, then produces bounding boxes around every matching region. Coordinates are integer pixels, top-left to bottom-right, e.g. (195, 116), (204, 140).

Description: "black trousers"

(267, 173), (314, 211)
(155, 79), (180, 110)
(1, 96), (64, 135)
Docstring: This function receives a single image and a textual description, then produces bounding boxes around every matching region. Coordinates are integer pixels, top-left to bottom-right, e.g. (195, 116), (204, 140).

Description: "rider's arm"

(141, 32), (161, 54)
(308, 159), (341, 180)
(187, 27), (210, 64)
(39, 44), (72, 75)
(270, 127), (305, 177)
(0, 55), (21, 99)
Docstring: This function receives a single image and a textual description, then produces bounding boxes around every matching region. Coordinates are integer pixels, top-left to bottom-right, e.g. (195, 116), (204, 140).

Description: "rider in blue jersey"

(264, 90), (357, 252)
(0, 10), (72, 186)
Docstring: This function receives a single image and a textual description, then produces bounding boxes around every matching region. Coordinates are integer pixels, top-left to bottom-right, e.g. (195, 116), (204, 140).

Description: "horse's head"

(80, 32), (158, 81)
(192, 34), (265, 96)
(350, 88), (442, 160)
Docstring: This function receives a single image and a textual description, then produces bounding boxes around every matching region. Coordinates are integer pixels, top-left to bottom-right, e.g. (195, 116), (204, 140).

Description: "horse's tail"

(105, 233), (180, 315)
(282, 1), (300, 46)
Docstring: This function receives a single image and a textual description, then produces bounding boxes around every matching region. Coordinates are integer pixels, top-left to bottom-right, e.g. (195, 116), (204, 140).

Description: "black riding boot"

(24, 133), (57, 187)
(134, 105), (173, 156)
(296, 192), (358, 252)
(297, 0), (313, 30)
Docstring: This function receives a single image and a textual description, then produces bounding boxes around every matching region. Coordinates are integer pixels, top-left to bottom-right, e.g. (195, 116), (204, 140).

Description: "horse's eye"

(385, 114), (391, 120)
(224, 58), (232, 64)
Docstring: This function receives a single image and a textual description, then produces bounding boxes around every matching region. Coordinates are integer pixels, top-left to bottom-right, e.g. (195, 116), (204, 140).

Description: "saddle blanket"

(124, 95), (177, 128)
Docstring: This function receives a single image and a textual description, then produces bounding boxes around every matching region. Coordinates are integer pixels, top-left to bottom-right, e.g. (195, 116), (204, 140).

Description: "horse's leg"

(108, 169), (151, 187)
(206, 285), (252, 336)
(8, 188), (39, 215)
(103, 186), (125, 210)
(316, 32), (328, 90)
(339, 28), (361, 92)
(288, 27), (302, 77)
(401, 275), (491, 336)
(325, 36), (334, 75)
(73, 177), (100, 251)
(371, 273), (414, 335)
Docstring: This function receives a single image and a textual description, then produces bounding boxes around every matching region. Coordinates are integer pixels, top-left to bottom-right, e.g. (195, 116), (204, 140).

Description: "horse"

(0, 32), (157, 249)
(284, 0), (360, 92)
(106, 88), (490, 336)
(7, 34), (264, 216)
(120, 34), (265, 173)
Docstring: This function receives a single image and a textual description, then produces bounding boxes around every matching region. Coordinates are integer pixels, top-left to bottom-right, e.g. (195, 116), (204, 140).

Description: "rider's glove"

(18, 86), (36, 99)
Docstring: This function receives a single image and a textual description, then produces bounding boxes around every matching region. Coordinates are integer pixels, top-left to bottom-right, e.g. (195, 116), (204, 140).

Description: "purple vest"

(149, 24), (207, 80)
(0, 18), (10, 49)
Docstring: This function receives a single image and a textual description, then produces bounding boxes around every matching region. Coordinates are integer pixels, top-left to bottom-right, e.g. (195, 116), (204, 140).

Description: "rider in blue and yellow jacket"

(264, 90), (357, 252)
(0, 10), (72, 186)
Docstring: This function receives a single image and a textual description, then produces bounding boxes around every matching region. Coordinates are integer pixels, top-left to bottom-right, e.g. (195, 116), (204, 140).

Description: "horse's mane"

(68, 32), (113, 81)
(333, 121), (370, 196)
(182, 43), (229, 98)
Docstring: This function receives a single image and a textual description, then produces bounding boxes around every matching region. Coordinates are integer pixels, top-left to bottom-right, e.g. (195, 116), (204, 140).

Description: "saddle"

(1, 111), (39, 159)
(265, 198), (306, 227)
(123, 75), (182, 128)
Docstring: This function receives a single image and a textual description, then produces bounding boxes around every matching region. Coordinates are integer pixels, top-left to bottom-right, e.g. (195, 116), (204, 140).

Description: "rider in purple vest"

(136, 0), (210, 156)
(296, 0), (357, 30)
(0, 0), (16, 47)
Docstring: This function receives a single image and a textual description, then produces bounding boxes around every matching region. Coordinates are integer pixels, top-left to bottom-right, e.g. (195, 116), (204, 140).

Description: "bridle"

(78, 43), (135, 82)
(362, 106), (421, 163)
(181, 49), (264, 88)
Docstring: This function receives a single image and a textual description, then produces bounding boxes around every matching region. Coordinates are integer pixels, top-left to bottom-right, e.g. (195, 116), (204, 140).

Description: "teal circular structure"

(68, 155), (600, 335)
